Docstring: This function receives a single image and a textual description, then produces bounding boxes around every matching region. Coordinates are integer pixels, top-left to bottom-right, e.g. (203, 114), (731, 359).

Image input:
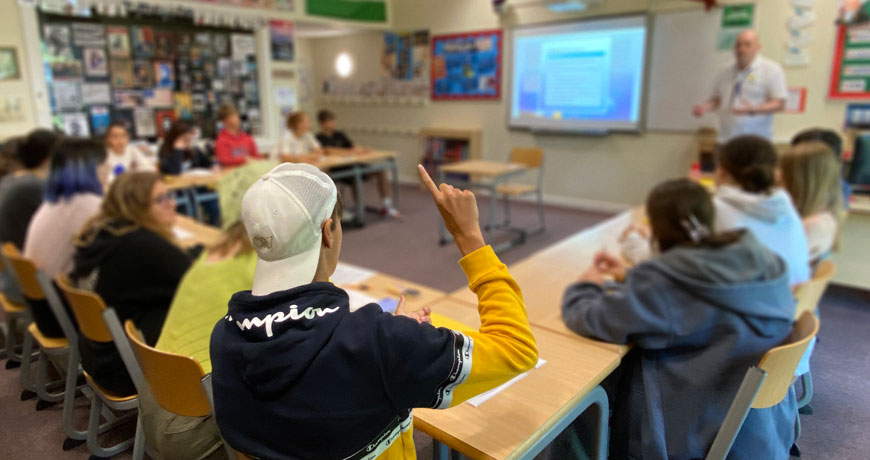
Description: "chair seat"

(497, 183), (538, 196)
(27, 323), (68, 349)
(0, 293), (27, 314)
(83, 371), (138, 405)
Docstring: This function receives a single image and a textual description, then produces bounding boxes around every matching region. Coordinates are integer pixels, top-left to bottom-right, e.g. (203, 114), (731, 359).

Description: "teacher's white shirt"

(712, 55), (788, 143)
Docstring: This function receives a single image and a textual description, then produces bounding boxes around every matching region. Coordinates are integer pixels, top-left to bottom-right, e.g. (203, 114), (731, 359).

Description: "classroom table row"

(165, 150), (400, 226)
(174, 208), (634, 460)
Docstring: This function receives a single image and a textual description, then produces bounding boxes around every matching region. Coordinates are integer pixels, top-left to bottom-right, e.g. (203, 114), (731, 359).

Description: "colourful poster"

(431, 30), (502, 100)
(269, 20), (294, 62)
(830, 25), (870, 99)
(382, 30), (429, 80)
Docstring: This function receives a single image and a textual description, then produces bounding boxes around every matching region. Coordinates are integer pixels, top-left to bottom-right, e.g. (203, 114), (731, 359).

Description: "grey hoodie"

(562, 231), (797, 460)
(714, 184), (810, 285)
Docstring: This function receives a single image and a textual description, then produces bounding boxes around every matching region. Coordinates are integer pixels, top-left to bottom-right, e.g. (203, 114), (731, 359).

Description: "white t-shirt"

(277, 130), (321, 156)
(106, 145), (156, 182)
(712, 55), (788, 142)
(24, 193), (102, 278)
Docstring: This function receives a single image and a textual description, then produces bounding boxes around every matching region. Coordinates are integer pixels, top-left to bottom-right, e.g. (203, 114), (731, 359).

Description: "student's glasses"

(152, 191), (175, 206)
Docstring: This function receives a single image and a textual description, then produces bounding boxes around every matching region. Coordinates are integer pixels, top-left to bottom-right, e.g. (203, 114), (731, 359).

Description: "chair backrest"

(1, 243), (43, 300)
(753, 312), (820, 409)
(706, 311), (821, 460)
(793, 260), (836, 319)
(56, 273), (113, 343)
(509, 148), (544, 168)
(125, 320), (211, 417)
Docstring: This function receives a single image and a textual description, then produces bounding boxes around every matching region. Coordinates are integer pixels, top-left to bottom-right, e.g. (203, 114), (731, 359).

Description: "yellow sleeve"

(447, 245), (538, 406)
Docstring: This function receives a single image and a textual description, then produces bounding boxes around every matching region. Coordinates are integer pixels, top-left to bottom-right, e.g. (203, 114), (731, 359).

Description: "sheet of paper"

(466, 359), (547, 408)
(346, 289), (381, 312)
(172, 226), (194, 241)
(185, 168), (215, 176)
(332, 262), (376, 286)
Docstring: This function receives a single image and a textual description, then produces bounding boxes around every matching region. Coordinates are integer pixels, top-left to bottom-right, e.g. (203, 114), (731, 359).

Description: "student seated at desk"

(791, 128), (850, 206)
(317, 109), (400, 218)
(71, 172), (192, 396)
(209, 163), (538, 459)
(105, 122), (156, 182)
(714, 135), (810, 285)
(781, 141), (845, 267)
(215, 104), (261, 167)
(159, 121), (221, 226)
(276, 111), (324, 164)
(562, 178), (797, 460)
(23, 138), (108, 338)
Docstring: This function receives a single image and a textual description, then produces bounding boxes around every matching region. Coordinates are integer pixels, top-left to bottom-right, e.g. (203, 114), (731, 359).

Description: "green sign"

(722, 4), (755, 28)
(306, 0), (387, 23)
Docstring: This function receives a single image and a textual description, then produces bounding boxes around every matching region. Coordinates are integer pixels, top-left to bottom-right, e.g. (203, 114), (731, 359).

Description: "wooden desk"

(336, 271), (446, 313)
(450, 209), (641, 356)
(437, 160), (529, 252)
(173, 215), (221, 248)
(165, 169), (233, 191)
(415, 298), (621, 460)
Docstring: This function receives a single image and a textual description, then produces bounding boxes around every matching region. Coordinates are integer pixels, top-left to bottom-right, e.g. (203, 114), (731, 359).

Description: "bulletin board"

(430, 30), (502, 101)
(39, 10), (262, 141)
(829, 25), (870, 100)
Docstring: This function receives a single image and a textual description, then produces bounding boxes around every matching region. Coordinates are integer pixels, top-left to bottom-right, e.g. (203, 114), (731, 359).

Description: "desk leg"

(517, 385), (610, 460)
(390, 157), (400, 208)
(353, 166), (365, 227)
(433, 440), (450, 460)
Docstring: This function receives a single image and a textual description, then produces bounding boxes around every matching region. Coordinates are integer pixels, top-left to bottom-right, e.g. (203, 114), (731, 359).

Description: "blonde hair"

(76, 172), (177, 247)
(285, 111), (307, 132)
(780, 141), (844, 219)
(208, 220), (254, 258)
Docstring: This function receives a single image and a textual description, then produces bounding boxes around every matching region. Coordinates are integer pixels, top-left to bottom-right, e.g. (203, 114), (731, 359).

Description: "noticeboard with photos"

(39, 10), (262, 141)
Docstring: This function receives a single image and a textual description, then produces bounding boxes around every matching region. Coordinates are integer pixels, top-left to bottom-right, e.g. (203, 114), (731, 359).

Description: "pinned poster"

(784, 87), (807, 113)
(717, 4), (755, 51)
(269, 20), (294, 62)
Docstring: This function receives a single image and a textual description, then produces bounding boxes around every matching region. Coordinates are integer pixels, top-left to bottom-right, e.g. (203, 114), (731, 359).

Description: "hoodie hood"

(647, 230), (794, 322)
(715, 184), (796, 224)
(220, 282), (349, 399)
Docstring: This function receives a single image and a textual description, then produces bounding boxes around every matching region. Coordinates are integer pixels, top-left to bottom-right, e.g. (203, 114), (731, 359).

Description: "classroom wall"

(0, 0), (38, 142)
(310, 0), (847, 209)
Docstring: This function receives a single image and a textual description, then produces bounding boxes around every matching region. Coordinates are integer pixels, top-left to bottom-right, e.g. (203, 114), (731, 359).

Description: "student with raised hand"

(780, 142), (845, 267)
(562, 178), (797, 460)
(215, 104), (261, 167)
(104, 122), (156, 182)
(276, 111), (324, 164)
(790, 128), (850, 205)
(714, 134), (810, 285)
(209, 163), (537, 460)
(22, 138), (108, 338)
(71, 172), (192, 396)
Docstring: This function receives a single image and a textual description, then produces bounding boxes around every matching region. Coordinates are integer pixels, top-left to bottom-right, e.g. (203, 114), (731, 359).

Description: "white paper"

(81, 82), (111, 105)
(345, 289), (380, 312)
(332, 262), (376, 286)
(231, 34), (255, 59)
(466, 359), (547, 407)
(184, 168), (215, 176)
(172, 226), (194, 241)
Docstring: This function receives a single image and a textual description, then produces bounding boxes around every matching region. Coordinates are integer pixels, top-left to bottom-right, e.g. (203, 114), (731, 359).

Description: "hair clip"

(680, 214), (710, 243)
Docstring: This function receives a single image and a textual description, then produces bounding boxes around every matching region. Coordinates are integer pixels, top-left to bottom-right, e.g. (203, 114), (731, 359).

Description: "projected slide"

(510, 16), (647, 132)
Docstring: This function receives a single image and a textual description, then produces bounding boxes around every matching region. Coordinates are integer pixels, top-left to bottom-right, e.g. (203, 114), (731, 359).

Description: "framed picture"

(430, 29), (502, 101)
(0, 47), (21, 80)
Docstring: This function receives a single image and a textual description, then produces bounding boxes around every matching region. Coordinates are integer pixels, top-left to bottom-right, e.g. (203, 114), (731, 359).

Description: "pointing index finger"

(417, 164), (440, 196)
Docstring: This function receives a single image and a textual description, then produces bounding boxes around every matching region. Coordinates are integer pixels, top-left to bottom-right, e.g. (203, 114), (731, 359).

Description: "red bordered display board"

(431, 30), (502, 101)
(829, 25), (870, 100)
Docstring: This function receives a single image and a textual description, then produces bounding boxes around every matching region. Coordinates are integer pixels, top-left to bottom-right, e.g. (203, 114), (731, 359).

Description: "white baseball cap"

(241, 163), (337, 294)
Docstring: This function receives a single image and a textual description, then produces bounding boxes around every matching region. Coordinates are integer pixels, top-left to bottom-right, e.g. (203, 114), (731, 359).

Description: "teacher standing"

(693, 30), (788, 143)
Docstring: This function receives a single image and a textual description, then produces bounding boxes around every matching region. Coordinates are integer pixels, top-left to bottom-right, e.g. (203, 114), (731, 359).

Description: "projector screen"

(509, 16), (648, 132)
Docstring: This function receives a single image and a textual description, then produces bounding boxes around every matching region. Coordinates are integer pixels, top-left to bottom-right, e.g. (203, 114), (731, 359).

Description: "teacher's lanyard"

(730, 66), (754, 108)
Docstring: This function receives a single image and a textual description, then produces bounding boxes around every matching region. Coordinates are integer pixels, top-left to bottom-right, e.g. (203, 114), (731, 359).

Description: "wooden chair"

(0, 249), (31, 370)
(494, 148), (546, 234)
(1, 244), (71, 411)
(125, 320), (237, 460)
(705, 312), (820, 460)
(791, 260), (836, 414)
(56, 274), (145, 460)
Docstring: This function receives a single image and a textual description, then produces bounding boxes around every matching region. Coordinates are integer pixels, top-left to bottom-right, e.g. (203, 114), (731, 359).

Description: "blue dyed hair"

(45, 138), (107, 203)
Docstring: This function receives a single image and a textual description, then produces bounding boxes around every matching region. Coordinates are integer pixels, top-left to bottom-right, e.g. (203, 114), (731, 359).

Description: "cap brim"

(252, 243), (321, 294)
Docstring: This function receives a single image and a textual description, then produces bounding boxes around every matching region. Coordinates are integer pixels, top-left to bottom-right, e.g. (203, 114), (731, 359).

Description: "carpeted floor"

(0, 184), (867, 459)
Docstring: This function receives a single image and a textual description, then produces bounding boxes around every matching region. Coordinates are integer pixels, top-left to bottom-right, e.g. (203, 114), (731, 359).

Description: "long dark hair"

(158, 121), (196, 162)
(718, 135), (778, 194)
(647, 179), (740, 252)
(45, 138), (107, 203)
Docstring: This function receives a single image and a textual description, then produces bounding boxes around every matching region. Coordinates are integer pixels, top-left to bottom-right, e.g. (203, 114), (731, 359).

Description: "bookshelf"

(420, 127), (482, 182)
